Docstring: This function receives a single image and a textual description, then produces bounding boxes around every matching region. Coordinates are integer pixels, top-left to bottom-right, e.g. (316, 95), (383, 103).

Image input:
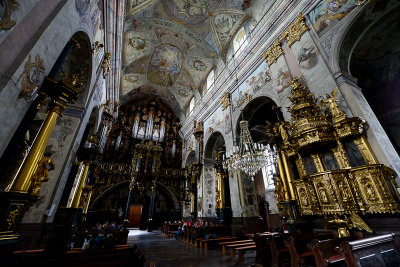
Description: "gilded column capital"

(280, 12), (309, 47)
(220, 92), (231, 111)
(263, 38), (283, 66)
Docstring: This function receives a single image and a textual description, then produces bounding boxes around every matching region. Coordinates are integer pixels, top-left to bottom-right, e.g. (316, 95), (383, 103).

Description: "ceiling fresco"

(122, 0), (248, 119)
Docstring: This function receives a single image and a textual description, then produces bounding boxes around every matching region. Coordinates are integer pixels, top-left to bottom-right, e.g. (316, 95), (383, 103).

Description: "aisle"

(127, 230), (254, 267)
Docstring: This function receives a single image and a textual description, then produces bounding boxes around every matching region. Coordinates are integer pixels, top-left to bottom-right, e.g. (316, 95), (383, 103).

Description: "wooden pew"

(7, 244), (146, 266)
(219, 239), (252, 254)
(285, 233), (335, 267)
(227, 242), (255, 258)
(309, 237), (354, 267)
(235, 244), (257, 263)
(200, 236), (238, 250)
(338, 233), (400, 267)
(168, 231), (178, 238)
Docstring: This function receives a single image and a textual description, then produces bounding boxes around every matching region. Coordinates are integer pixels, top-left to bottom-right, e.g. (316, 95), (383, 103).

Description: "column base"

(278, 200), (302, 233)
(0, 191), (36, 259)
(215, 207), (233, 225)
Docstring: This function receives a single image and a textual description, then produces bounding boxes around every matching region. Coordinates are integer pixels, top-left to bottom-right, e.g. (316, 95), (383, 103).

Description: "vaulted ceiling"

(121, 0), (248, 119)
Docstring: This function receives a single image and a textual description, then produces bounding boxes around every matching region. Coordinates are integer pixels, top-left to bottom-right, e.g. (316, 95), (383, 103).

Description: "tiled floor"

(127, 229), (256, 267)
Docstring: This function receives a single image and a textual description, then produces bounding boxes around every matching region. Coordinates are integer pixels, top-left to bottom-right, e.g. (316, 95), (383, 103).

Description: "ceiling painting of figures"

(122, 0), (248, 118)
(147, 44), (183, 87)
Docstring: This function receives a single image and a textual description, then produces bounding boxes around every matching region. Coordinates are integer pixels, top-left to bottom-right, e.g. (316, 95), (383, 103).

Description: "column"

(281, 153), (296, 200)
(214, 149), (232, 225)
(148, 185), (156, 232)
(68, 161), (91, 208)
(0, 75), (82, 252)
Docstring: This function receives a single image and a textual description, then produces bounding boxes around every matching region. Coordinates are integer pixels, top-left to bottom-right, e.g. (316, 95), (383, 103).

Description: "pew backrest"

(338, 233), (400, 267)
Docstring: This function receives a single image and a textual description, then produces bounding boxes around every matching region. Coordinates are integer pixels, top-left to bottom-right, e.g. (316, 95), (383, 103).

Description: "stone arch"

(90, 180), (180, 212)
(332, 0), (400, 74)
(183, 150), (196, 167)
(204, 131), (225, 161)
(330, 0), (400, 180)
(63, 31), (93, 107)
(233, 96), (278, 142)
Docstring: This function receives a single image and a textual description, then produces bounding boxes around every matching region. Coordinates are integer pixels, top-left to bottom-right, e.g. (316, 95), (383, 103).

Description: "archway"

(347, 6), (400, 155)
(203, 132), (226, 218)
(235, 96), (280, 226)
(89, 181), (180, 229)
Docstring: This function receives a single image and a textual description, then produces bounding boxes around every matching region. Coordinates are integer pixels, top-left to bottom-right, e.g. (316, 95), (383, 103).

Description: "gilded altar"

(271, 77), (400, 236)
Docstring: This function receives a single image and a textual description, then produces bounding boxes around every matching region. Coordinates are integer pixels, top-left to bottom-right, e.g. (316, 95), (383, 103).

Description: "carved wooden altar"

(272, 78), (400, 236)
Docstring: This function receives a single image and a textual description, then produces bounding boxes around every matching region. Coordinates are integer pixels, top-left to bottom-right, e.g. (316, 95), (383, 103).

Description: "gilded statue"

(274, 176), (285, 201)
(320, 87), (346, 121)
(318, 187), (329, 203)
(278, 122), (290, 145)
(328, 214), (373, 238)
(362, 178), (377, 200)
(299, 188), (309, 206)
(101, 52), (112, 78)
(337, 180), (350, 202)
(29, 156), (55, 196)
(92, 41), (104, 54)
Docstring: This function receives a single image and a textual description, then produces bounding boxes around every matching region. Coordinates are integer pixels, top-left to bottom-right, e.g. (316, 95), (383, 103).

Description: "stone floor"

(127, 229), (257, 267)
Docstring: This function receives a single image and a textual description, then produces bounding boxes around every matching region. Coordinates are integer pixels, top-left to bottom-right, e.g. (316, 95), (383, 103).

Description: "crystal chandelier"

(223, 119), (272, 178)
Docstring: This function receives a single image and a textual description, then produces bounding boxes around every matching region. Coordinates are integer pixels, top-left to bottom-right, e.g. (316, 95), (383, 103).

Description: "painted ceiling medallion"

(147, 44), (183, 87)
(162, 0), (222, 27)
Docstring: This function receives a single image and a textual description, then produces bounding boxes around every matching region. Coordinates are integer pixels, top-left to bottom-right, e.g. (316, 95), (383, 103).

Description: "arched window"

(206, 69), (215, 91)
(233, 27), (248, 55)
(187, 97), (195, 115)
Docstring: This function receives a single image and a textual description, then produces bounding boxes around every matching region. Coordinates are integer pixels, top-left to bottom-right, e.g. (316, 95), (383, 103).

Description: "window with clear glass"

(233, 27), (248, 55)
(188, 97), (195, 114)
(206, 69), (215, 91)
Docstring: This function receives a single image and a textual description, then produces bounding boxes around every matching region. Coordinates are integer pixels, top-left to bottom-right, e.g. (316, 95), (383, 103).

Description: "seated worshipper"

(94, 232), (105, 249)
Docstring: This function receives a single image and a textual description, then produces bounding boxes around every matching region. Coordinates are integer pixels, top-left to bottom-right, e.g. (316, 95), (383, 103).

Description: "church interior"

(1, 0), (400, 266)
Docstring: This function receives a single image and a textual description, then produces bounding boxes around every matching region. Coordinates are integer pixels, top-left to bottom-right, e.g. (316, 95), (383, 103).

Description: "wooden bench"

(309, 237), (354, 267)
(285, 233), (335, 267)
(7, 244), (146, 266)
(235, 245), (257, 263)
(200, 236), (237, 250)
(227, 242), (255, 258)
(338, 233), (400, 267)
(219, 239), (252, 254)
(196, 235), (230, 247)
(168, 231), (178, 238)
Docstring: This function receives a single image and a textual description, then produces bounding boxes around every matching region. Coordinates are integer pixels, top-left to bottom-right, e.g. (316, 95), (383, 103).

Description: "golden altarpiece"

(271, 78), (400, 237)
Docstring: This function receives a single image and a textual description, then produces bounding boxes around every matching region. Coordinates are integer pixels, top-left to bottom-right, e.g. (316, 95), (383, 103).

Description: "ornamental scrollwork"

(263, 38), (283, 66)
(280, 12), (309, 47)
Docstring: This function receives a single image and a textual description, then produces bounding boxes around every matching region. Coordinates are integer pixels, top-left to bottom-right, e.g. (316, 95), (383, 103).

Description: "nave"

(130, 229), (248, 267)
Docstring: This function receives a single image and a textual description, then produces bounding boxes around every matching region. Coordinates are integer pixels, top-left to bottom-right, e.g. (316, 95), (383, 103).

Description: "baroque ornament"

(0, 0), (19, 31)
(263, 38), (283, 66)
(273, 77), (400, 237)
(220, 92), (231, 111)
(280, 12), (309, 47)
(18, 54), (45, 99)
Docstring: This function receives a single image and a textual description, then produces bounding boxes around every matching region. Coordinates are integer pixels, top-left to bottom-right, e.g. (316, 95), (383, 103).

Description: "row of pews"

(5, 244), (146, 266)
(162, 222), (400, 266)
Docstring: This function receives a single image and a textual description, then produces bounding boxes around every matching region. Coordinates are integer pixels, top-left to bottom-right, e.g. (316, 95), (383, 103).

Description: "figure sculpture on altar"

(29, 155), (55, 196)
(274, 176), (285, 201)
(321, 87), (346, 121)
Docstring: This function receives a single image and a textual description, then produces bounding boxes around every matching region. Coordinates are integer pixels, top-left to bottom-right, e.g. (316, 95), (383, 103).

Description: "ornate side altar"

(271, 78), (400, 237)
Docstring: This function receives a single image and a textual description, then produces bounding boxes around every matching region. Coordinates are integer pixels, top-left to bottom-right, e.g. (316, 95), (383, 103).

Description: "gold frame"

(0, 0), (19, 31)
